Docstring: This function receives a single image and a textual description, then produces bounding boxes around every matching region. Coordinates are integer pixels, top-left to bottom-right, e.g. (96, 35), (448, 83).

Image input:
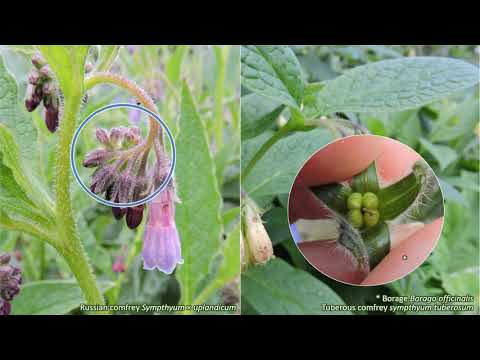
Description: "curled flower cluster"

(83, 126), (150, 229)
(0, 253), (22, 316)
(24, 53), (61, 133)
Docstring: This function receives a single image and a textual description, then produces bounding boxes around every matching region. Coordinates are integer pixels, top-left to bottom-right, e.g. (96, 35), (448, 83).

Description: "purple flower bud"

(112, 206), (126, 220)
(126, 205), (144, 229)
(116, 172), (136, 203)
(0, 299), (11, 315)
(25, 84), (42, 112)
(32, 53), (46, 69)
(125, 128), (141, 145)
(45, 106), (59, 133)
(110, 127), (125, 146)
(0, 253), (22, 313)
(90, 165), (116, 194)
(0, 254), (10, 265)
(83, 149), (110, 168)
(141, 187), (183, 273)
(39, 65), (52, 79)
(28, 69), (42, 85)
(95, 128), (110, 145)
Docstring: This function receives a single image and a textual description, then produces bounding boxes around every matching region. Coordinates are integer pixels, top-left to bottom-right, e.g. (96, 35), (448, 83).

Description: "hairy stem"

(84, 72), (163, 149)
(241, 121), (294, 182)
(55, 87), (106, 308)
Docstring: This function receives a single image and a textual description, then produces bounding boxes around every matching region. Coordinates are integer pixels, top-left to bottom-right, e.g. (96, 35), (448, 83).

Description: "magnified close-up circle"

(287, 135), (444, 286)
(70, 103), (176, 209)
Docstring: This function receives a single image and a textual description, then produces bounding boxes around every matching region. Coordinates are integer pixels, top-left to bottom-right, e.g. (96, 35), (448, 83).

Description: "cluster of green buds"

(24, 53), (60, 133)
(347, 192), (380, 229)
(83, 125), (166, 230)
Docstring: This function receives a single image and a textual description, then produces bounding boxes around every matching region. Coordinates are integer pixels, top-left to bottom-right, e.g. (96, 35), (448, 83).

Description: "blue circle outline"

(70, 103), (176, 208)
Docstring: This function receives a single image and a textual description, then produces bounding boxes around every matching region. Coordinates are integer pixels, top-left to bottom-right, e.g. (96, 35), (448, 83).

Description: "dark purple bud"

(83, 149), (110, 168)
(126, 205), (144, 229)
(112, 206), (126, 220)
(32, 53), (46, 69)
(0, 299), (11, 315)
(28, 69), (42, 85)
(95, 128), (110, 145)
(0, 254), (22, 308)
(25, 84), (42, 112)
(45, 106), (59, 133)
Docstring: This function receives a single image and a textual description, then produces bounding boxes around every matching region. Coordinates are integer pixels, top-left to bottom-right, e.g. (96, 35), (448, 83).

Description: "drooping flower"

(141, 185), (183, 274)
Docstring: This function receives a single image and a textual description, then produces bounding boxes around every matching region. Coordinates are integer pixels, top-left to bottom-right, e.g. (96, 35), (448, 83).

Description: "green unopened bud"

(348, 209), (364, 228)
(347, 192), (362, 210)
(362, 192), (379, 209)
(363, 209), (380, 227)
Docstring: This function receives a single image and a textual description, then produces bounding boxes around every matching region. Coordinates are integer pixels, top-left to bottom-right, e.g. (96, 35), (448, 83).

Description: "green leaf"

(166, 45), (188, 85)
(430, 92), (479, 143)
(209, 222), (240, 289)
(223, 207), (240, 227)
(310, 57), (479, 116)
(352, 161), (380, 194)
(95, 45), (120, 72)
(241, 258), (349, 314)
(363, 222), (390, 268)
(37, 45), (89, 97)
(377, 170), (422, 221)
(419, 138), (458, 171)
(442, 267), (480, 300)
(241, 45), (304, 108)
(439, 179), (467, 206)
(11, 280), (114, 315)
(263, 206), (291, 245)
(243, 128), (332, 199)
(175, 83), (223, 305)
(0, 53), (37, 162)
(241, 93), (284, 140)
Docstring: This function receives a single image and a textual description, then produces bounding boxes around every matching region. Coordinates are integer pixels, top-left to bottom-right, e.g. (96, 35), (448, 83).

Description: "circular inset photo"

(71, 103), (175, 215)
(287, 135), (444, 286)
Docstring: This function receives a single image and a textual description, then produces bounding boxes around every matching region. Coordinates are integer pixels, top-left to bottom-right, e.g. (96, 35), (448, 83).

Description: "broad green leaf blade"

(175, 83), (223, 304)
(378, 170), (421, 221)
(430, 92), (479, 143)
(243, 128), (332, 199)
(95, 45), (120, 72)
(0, 54), (37, 161)
(241, 93), (284, 140)
(352, 162), (380, 194)
(11, 280), (114, 315)
(0, 125), (54, 220)
(209, 222), (240, 290)
(241, 45), (304, 108)
(0, 155), (50, 225)
(311, 57), (479, 116)
(263, 206), (291, 245)
(37, 45), (89, 97)
(363, 222), (390, 269)
(419, 138), (458, 171)
(241, 258), (349, 315)
(166, 45), (188, 85)
(442, 267), (479, 300)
